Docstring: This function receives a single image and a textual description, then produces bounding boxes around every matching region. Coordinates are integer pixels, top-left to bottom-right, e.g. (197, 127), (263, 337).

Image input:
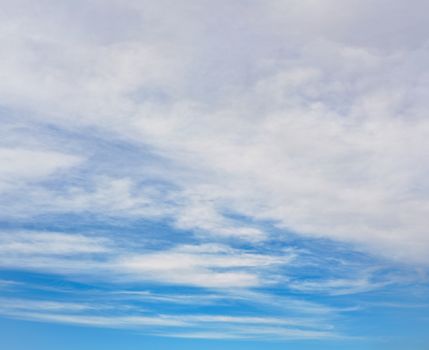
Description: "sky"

(0, 1), (429, 349)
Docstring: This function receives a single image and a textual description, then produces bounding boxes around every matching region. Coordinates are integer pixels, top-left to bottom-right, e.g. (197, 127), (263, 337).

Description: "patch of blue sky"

(1, 214), (427, 344)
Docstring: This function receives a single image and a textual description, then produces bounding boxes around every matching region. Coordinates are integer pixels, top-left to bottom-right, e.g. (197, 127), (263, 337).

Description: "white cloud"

(0, 0), (428, 266)
(0, 148), (81, 192)
(117, 243), (291, 288)
(0, 296), (339, 340)
(0, 231), (292, 289)
(289, 278), (381, 296)
(0, 231), (111, 255)
(124, 53), (429, 263)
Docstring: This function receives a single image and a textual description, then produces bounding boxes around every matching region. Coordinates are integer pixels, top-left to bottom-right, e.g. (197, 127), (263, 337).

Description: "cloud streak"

(0, 231), (291, 289)
(0, 296), (339, 340)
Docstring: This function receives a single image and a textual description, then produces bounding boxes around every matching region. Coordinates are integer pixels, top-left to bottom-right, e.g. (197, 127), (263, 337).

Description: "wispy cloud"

(0, 231), (291, 288)
(0, 296), (339, 340)
(0, 231), (111, 255)
(0, 148), (81, 192)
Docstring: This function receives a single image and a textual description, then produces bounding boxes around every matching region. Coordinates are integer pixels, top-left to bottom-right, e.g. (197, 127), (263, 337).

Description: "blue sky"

(1, 1), (429, 349)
